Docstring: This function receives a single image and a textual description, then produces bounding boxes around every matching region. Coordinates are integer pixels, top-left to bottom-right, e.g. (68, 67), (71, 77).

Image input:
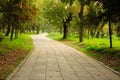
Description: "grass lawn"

(0, 34), (33, 79)
(48, 32), (120, 72)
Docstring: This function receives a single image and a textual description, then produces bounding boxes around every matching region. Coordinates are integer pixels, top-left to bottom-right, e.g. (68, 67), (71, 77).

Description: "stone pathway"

(9, 34), (120, 80)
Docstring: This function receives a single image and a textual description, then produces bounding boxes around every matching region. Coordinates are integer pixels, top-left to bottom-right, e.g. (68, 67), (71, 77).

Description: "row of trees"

(0, 0), (40, 40)
(0, 0), (120, 48)
(39, 0), (120, 48)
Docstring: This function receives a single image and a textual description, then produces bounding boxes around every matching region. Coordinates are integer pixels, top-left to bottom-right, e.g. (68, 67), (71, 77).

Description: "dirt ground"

(0, 49), (26, 79)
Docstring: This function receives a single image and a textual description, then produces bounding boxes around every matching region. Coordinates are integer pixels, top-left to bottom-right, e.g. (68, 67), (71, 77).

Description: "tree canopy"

(0, 0), (120, 48)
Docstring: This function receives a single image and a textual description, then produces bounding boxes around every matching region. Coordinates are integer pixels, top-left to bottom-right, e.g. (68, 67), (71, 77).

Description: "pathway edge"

(6, 49), (34, 80)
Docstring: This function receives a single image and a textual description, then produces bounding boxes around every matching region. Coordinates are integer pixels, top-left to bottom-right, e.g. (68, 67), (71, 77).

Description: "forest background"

(0, 0), (120, 79)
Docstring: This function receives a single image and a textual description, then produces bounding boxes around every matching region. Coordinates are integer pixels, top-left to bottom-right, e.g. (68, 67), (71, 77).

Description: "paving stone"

(9, 34), (120, 80)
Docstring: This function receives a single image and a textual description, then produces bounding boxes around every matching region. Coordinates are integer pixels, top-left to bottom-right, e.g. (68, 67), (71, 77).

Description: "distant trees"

(41, 0), (73, 39)
(59, 0), (120, 48)
(0, 0), (120, 48)
(0, 0), (39, 40)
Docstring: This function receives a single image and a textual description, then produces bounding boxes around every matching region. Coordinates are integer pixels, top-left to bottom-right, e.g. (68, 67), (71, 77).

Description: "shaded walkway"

(10, 34), (120, 80)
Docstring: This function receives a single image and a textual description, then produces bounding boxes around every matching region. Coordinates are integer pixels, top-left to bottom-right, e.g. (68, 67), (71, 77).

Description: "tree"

(61, 0), (73, 39)
(41, 0), (73, 39)
(97, 0), (120, 48)
(78, 0), (84, 42)
(85, 1), (104, 38)
(0, 0), (39, 40)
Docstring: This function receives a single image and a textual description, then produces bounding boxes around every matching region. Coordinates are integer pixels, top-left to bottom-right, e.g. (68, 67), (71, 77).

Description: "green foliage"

(0, 34), (33, 55)
(0, 34), (33, 79)
(48, 32), (120, 54)
(0, 33), (4, 36)
(42, 0), (69, 27)
(99, 0), (120, 22)
(47, 32), (63, 40)
(61, 0), (74, 5)
(0, 0), (40, 40)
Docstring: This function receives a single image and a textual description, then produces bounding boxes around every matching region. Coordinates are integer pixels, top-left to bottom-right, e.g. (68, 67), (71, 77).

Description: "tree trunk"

(5, 24), (11, 36)
(2, 24), (5, 33)
(109, 20), (112, 48)
(117, 26), (120, 37)
(10, 25), (14, 41)
(62, 12), (72, 39)
(36, 26), (40, 34)
(60, 27), (62, 34)
(107, 1), (112, 48)
(88, 28), (90, 39)
(15, 28), (18, 39)
(79, 26), (84, 42)
(108, 17), (112, 48)
(63, 21), (67, 39)
(79, 0), (84, 42)
(96, 31), (100, 38)
(101, 30), (104, 38)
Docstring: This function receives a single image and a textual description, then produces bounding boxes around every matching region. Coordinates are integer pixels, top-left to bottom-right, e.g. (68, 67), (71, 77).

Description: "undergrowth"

(0, 34), (33, 79)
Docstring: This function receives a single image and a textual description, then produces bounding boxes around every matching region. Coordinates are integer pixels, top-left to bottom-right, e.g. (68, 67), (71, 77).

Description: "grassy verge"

(48, 32), (120, 72)
(0, 34), (33, 79)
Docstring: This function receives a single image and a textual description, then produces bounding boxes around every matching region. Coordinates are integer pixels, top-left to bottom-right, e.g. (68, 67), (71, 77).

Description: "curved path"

(10, 34), (120, 80)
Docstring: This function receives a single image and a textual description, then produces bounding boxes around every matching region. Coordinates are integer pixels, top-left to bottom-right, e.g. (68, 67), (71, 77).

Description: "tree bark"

(60, 27), (62, 34)
(63, 21), (67, 39)
(15, 28), (18, 39)
(2, 24), (5, 33)
(79, 26), (84, 42)
(36, 26), (40, 34)
(10, 24), (14, 41)
(62, 12), (72, 39)
(79, 0), (84, 42)
(88, 28), (90, 39)
(107, 1), (112, 48)
(117, 26), (120, 37)
(96, 31), (100, 38)
(108, 18), (112, 48)
(5, 24), (11, 36)
(108, 17), (112, 48)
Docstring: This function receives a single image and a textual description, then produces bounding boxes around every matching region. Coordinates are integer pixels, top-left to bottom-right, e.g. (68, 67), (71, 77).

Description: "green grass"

(0, 34), (33, 55)
(48, 32), (120, 50)
(48, 32), (120, 72)
(0, 33), (4, 36)
(0, 34), (33, 79)
(47, 32), (63, 40)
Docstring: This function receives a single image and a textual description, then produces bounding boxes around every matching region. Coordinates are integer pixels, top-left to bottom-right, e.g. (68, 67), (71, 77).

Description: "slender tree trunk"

(88, 28), (90, 39)
(101, 30), (104, 38)
(108, 17), (112, 48)
(90, 30), (94, 38)
(36, 26), (40, 34)
(2, 24), (5, 33)
(79, 26), (84, 42)
(0, 26), (1, 32)
(117, 26), (120, 37)
(96, 31), (100, 38)
(107, 1), (112, 48)
(10, 25), (14, 41)
(5, 24), (11, 36)
(79, 0), (84, 42)
(63, 21), (67, 39)
(60, 27), (62, 34)
(15, 28), (19, 39)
